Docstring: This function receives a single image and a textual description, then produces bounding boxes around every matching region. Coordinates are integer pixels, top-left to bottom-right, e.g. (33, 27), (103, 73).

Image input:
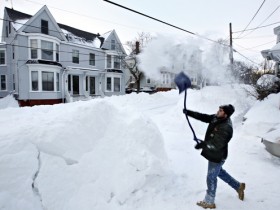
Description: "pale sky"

(1, 0), (280, 64)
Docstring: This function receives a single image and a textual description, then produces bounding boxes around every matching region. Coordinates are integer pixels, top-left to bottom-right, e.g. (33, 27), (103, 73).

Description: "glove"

(183, 108), (188, 114)
(195, 140), (205, 150)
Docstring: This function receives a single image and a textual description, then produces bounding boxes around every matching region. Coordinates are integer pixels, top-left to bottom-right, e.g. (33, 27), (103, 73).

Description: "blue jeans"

(204, 160), (240, 204)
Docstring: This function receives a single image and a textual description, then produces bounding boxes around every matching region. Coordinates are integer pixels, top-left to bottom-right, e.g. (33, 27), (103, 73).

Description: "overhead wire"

(233, 50), (261, 65)
(102, 0), (266, 66)
(238, 5), (280, 39)
(22, 0), (147, 32)
(233, 44), (261, 53)
(232, 21), (280, 34)
(233, 35), (275, 40)
(234, 40), (275, 52)
(0, 18), (131, 48)
(2, 0), (276, 65)
(103, 0), (232, 48)
(235, 0), (266, 38)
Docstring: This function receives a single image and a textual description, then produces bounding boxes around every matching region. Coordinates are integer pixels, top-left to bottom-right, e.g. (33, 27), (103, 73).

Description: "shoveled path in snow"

(138, 89), (280, 210)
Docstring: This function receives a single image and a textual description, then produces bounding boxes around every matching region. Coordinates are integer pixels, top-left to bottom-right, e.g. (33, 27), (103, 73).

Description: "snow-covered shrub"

(255, 74), (280, 100)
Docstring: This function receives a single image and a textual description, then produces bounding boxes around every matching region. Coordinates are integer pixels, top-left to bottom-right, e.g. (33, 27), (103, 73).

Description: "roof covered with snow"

(5, 7), (105, 47)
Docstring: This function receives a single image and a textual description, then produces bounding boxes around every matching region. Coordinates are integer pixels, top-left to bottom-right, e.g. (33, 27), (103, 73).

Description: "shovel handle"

(184, 90), (200, 144)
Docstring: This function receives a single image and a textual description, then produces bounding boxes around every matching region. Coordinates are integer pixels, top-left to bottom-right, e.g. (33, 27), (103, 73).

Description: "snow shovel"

(174, 72), (201, 144)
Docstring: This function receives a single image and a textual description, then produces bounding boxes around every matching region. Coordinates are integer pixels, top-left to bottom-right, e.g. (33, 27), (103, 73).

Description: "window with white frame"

(30, 70), (60, 92)
(72, 50), (79, 64)
(29, 38), (59, 61)
(114, 77), (120, 91)
(0, 50), (6, 65)
(106, 55), (121, 69)
(146, 78), (151, 84)
(162, 73), (170, 84)
(89, 53), (95, 66)
(0, 75), (6, 90)
(106, 75), (121, 92)
(42, 71), (54, 91)
(41, 40), (53, 60)
(106, 55), (112, 68)
(31, 71), (39, 91)
(114, 56), (120, 69)
(30, 39), (38, 59)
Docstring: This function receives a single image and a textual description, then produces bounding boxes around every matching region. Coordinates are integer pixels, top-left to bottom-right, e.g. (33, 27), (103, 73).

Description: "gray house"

(0, 6), (127, 106)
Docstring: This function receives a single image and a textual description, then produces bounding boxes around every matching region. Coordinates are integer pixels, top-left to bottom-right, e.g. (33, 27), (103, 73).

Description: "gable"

(101, 30), (126, 55)
(18, 6), (66, 41)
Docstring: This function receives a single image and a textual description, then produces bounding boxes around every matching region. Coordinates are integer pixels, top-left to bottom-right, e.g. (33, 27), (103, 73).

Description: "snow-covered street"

(0, 85), (279, 210)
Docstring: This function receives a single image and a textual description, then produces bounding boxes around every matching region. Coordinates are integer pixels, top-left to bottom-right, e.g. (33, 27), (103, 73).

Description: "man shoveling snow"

(183, 105), (245, 209)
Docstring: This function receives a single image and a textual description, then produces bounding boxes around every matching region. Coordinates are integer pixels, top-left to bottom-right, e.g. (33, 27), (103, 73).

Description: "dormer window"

(41, 20), (49, 35)
(111, 40), (116, 50)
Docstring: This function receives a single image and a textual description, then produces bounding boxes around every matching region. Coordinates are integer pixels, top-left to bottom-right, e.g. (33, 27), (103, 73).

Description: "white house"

(0, 6), (127, 106)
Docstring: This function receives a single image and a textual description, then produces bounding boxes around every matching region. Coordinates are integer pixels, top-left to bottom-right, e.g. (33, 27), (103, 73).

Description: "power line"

(9, 1), (230, 49)
(234, 40), (275, 52)
(0, 18), (130, 48)
(234, 49), (261, 65)
(239, 5), (280, 39)
(103, 0), (231, 48)
(233, 43), (261, 53)
(22, 0), (148, 32)
(2, 1), (265, 66)
(104, 0), (195, 35)
(104, 0), (264, 65)
(3, 42), (126, 59)
(0, 19), (136, 57)
(233, 35), (275, 40)
(236, 0), (266, 38)
(258, 5), (280, 27)
(232, 21), (280, 34)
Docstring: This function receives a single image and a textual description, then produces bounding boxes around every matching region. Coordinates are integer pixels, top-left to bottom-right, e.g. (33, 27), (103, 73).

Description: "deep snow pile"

(0, 95), (19, 109)
(0, 85), (280, 210)
(242, 92), (280, 143)
(0, 98), (167, 210)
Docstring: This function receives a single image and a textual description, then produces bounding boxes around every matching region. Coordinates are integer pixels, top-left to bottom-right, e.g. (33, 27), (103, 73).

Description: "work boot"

(196, 201), (216, 209)
(237, 183), (246, 201)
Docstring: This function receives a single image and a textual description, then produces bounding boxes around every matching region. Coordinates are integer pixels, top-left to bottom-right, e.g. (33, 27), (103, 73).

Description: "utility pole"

(135, 41), (142, 93)
(136, 41), (140, 55)
(229, 23), (234, 66)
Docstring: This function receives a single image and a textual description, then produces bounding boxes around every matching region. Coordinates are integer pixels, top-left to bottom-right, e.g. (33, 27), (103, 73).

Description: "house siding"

(0, 45), (14, 98)
(22, 10), (65, 41)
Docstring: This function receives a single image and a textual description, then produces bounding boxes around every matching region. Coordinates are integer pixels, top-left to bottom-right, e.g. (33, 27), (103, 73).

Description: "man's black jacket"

(186, 110), (233, 163)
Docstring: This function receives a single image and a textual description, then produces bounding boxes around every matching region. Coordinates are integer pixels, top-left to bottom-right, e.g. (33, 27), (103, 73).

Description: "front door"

(89, 77), (96, 95)
(73, 75), (79, 95)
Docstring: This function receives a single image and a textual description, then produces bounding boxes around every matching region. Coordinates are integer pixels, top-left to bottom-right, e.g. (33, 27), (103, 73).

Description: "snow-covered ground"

(0, 85), (280, 210)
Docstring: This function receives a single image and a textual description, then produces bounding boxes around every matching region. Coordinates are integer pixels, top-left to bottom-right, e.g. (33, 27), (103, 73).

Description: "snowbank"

(0, 95), (19, 110)
(0, 98), (168, 210)
(242, 92), (280, 142)
(0, 85), (280, 210)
